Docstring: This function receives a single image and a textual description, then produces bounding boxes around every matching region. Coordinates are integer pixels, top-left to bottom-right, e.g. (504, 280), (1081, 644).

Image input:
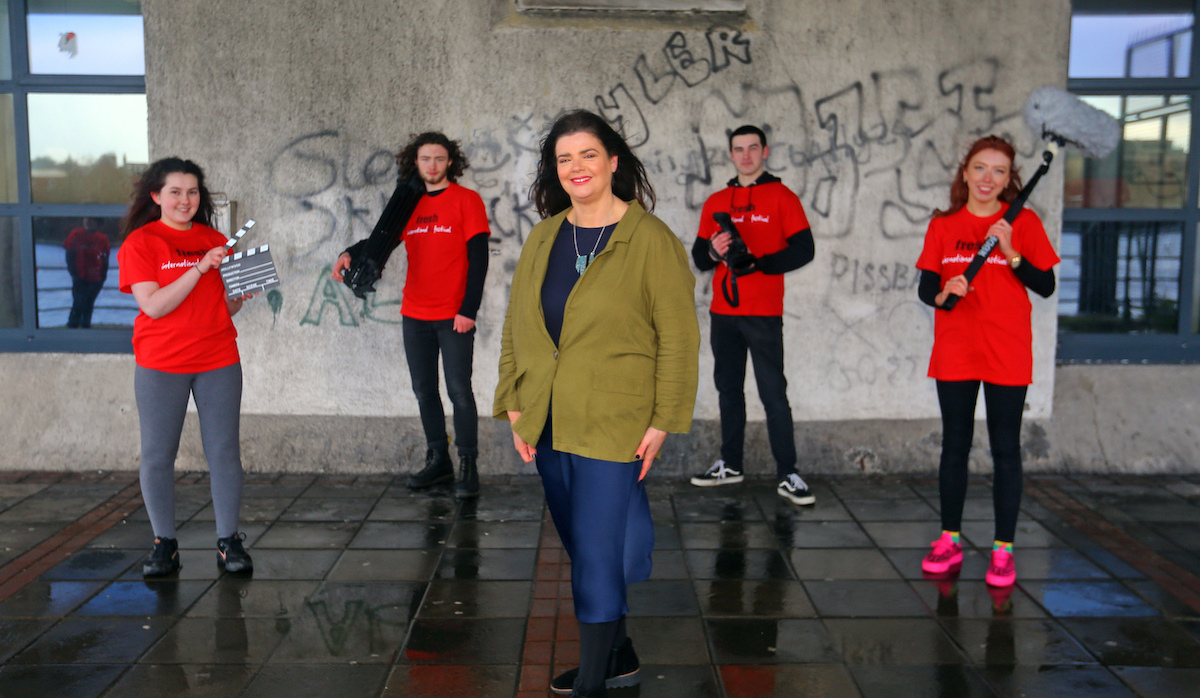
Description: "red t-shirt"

(697, 180), (809, 316)
(63, 228), (111, 283)
(915, 205), (1060, 386)
(398, 183), (489, 320)
(118, 221), (240, 373)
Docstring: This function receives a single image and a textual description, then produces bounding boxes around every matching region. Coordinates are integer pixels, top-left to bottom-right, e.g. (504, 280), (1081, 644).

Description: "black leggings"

(936, 380), (1027, 544)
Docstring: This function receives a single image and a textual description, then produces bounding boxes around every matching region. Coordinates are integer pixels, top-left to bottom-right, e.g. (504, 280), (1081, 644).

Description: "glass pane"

(33, 216), (136, 329)
(1058, 221), (1182, 334)
(0, 0), (11, 80)
(0, 216), (19, 328)
(1070, 11), (1193, 78)
(0, 94), (15, 203)
(27, 0), (144, 76)
(28, 92), (148, 204)
(1062, 94), (1190, 210)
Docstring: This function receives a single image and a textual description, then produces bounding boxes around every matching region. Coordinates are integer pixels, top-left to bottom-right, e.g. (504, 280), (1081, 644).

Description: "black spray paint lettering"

(830, 253), (921, 295)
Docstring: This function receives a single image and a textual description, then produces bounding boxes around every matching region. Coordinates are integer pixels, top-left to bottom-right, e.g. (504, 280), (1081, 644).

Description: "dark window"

(1064, 0), (1200, 361)
(0, 0), (144, 352)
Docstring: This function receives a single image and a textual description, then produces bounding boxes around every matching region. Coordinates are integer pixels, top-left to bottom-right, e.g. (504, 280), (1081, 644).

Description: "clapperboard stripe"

(225, 219), (255, 249)
(219, 243), (281, 299)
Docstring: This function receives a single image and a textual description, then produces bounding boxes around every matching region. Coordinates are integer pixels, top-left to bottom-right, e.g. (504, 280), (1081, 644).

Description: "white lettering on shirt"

(161, 259), (199, 270)
(750, 214), (770, 223)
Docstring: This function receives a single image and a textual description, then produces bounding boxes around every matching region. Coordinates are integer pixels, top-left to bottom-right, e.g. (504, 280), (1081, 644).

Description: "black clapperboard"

(218, 220), (281, 299)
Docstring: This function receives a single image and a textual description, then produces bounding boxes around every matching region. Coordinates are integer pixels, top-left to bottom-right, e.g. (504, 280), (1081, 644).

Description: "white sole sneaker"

(777, 487), (815, 505)
(690, 473), (744, 486)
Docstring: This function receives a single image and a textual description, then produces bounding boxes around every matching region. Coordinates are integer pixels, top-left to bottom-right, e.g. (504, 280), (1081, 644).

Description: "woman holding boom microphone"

(118, 157), (254, 577)
(495, 110), (699, 697)
(915, 135), (1059, 588)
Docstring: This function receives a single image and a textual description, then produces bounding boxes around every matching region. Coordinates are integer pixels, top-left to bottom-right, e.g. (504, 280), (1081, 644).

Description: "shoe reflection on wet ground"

(0, 471), (1199, 696)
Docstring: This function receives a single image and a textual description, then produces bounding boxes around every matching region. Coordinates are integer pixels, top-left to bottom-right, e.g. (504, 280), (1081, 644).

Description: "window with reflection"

(1063, 95), (1191, 209)
(0, 217), (20, 329)
(26, 0), (144, 76)
(1059, 221), (1182, 334)
(0, 94), (16, 203)
(0, 1), (11, 80)
(33, 216), (136, 329)
(1070, 0), (1193, 78)
(28, 92), (148, 204)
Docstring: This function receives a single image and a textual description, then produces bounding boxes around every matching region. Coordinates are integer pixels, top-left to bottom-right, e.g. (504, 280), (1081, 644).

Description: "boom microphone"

(941, 86), (1121, 310)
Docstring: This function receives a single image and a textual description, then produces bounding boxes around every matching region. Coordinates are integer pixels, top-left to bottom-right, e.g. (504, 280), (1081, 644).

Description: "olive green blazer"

(493, 201), (700, 462)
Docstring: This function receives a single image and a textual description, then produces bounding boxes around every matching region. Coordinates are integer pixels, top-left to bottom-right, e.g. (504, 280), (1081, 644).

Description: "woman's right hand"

(936, 274), (972, 307)
(508, 411), (536, 463)
(196, 245), (227, 274)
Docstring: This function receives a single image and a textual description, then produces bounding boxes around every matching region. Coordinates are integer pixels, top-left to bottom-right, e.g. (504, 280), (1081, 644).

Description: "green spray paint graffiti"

(301, 265), (402, 327)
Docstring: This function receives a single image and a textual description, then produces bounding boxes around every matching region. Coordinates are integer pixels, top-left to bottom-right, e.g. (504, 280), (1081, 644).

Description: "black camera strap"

(720, 265), (740, 308)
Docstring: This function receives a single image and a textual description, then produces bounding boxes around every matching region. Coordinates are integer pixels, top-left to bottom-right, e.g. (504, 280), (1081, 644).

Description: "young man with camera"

(690, 125), (817, 505)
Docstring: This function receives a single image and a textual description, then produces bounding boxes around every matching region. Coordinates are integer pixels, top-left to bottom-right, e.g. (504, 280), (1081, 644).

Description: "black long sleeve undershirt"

(918, 263), (1057, 309)
(691, 229), (814, 274)
(457, 233), (489, 320)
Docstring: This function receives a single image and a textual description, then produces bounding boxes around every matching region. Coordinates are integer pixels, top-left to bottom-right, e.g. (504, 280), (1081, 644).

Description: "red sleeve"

(462, 189), (490, 241)
(915, 218), (943, 274)
(780, 187), (810, 235)
(117, 231), (158, 293)
(1014, 210), (1060, 270)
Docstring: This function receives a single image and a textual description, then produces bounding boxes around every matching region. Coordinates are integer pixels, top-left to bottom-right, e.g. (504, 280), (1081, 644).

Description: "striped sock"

(943, 530), (960, 544)
(993, 540), (1013, 553)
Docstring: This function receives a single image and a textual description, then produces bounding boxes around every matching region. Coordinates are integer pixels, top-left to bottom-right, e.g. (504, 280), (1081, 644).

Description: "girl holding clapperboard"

(118, 157), (255, 577)
(915, 136), (1059, 588)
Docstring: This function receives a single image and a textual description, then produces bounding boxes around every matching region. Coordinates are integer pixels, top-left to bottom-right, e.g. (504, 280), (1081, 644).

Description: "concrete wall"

(2, 0), (1193, 475)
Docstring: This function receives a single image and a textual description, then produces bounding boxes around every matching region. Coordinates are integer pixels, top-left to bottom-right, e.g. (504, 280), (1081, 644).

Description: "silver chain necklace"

(572, 220), (612, 275)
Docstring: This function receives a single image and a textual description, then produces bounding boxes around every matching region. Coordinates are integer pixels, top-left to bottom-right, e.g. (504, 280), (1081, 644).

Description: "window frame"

(0, 0), (144, 353)
(1063, 0), (1200, 363)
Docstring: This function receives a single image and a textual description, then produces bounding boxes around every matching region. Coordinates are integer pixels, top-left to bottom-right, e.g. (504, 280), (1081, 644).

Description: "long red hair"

(933, 135), (1023, 218)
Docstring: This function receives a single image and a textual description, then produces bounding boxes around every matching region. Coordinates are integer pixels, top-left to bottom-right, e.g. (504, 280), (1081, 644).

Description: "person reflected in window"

(495, 110), (700, 697)
(118, 157), (255, 578)
(63, 216), (110, 328)
(915, 135), (1059, 589)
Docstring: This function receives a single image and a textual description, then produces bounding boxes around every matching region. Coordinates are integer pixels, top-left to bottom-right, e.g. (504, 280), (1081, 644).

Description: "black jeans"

(402, 316), (477, 455)
(710, 312), (797, 478)
(936, 380), (1027, 543)
(68, 278), (104, 328)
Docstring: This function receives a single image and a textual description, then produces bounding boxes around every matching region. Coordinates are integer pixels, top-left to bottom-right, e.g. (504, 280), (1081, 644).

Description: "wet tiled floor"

(1, 471), (1200, 696)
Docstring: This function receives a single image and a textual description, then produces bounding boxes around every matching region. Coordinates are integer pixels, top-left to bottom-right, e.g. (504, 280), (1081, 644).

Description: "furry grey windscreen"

(1023, 86), (1121, 159)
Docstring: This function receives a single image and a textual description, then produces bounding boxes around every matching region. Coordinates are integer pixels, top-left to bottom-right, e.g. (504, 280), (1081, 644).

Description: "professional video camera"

(711, 212), (757, 307)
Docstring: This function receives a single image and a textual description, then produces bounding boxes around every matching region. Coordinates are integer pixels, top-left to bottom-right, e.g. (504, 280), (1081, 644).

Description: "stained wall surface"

(10, 0), (1185, 474)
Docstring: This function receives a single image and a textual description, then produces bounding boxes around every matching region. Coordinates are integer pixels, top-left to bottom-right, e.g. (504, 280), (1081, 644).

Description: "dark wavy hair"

(121, 157), (215, 236)
(396, 132), (468, 183)
(530, 109), (656, 218)
(728, 124), (767, 150)
(933, 135), (1023, 218)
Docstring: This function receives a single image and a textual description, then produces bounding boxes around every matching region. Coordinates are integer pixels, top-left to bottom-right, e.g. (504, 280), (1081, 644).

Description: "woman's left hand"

(634, 426), (668, 481)
(989, 218), (1016, 259)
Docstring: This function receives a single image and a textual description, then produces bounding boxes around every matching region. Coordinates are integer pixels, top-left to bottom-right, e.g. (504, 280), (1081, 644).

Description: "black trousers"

(68, 278), (104, 328)
(710, 312), (797, 478)
(402, 316), (477, 455)
(936, 380), (1027, 543)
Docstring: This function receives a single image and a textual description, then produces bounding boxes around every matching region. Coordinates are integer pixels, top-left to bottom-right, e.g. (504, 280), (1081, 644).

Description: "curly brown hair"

(933, 135), (1024, 218)
(121, 157), (216, 237)
(395, 132), (468, 183)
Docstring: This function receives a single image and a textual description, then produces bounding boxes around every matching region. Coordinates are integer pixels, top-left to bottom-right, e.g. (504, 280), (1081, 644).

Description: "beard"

(421, 171), (447, 186)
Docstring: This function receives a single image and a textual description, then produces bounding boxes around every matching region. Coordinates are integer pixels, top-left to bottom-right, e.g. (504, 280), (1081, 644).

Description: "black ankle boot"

(551, 637), (639, 694)
(407, 448), (453, 489)
(455, 453), (480, 500)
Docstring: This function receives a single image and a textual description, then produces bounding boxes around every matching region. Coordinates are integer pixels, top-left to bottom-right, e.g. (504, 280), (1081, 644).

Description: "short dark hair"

(395, 132), (468, 183)
(728, 124), (767, 150)
(529, 109), (656, 218)
(121, 157), (215, 237)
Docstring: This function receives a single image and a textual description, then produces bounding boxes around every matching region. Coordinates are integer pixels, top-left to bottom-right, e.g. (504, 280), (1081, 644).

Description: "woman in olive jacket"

(495, 110), (699, 697)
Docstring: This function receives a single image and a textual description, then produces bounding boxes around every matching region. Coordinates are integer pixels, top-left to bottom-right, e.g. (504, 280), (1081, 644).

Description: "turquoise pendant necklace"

(572, 220), (611, 275)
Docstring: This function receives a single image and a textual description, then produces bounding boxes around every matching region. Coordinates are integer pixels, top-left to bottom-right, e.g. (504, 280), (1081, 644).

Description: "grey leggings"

(134, 363), (244, 539)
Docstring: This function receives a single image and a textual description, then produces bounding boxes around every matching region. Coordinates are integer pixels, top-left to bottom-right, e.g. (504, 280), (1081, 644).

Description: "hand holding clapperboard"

(218, 220), (282, 300)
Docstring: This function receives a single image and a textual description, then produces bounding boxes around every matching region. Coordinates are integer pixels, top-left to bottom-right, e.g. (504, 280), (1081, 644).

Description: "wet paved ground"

(1, 471), (1200, 697)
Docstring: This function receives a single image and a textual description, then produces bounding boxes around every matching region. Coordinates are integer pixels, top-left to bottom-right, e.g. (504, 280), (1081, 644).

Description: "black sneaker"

(142, 537), (181, 577)
(689, 459), (744, 487)
(217, 533), (253, 574)
(777, 473), (816, 505)
(406, 448), (454, 489)
(455, 453), (480, 500)
(550, 637), (640, 694)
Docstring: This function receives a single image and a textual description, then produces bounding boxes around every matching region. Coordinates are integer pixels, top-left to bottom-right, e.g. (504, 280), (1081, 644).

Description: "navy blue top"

(541, 218), (614, 346)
